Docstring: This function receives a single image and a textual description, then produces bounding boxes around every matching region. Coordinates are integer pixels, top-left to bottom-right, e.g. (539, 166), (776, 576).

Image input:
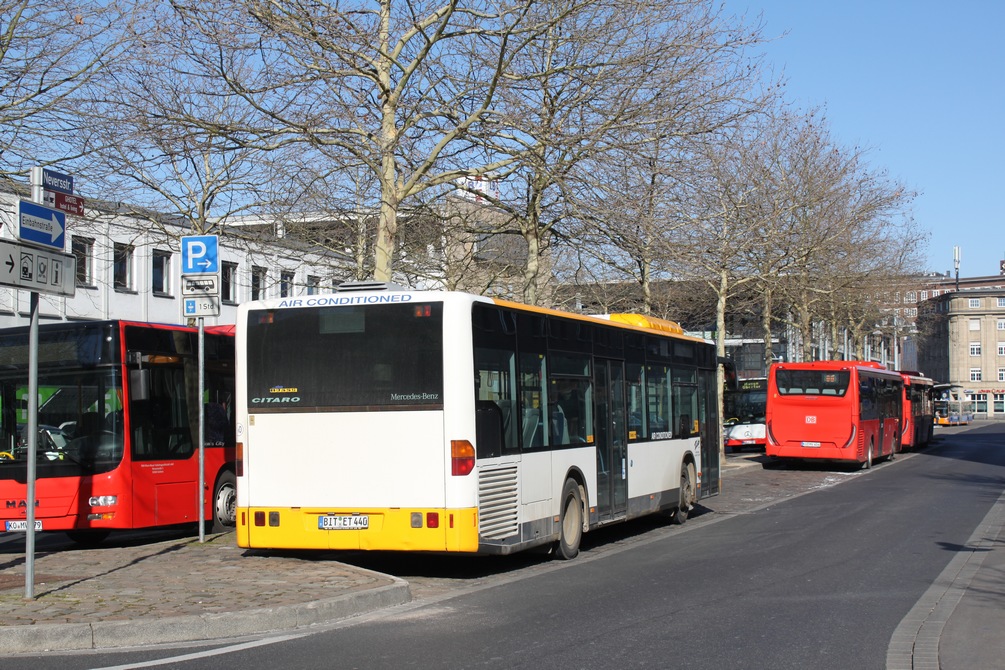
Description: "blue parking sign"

(181, 235), (219, 274)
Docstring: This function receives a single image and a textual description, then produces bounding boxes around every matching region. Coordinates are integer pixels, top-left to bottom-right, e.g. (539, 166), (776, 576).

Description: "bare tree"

(159, 0), (637, 283)
(483, 1), (769, 305)
(0, 0), (133, 184)
(74, 3), (275, 245)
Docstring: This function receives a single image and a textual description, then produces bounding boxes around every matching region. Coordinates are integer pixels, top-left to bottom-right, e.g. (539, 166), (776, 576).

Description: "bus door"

(595, 359), (627, 522)
(698, 369), (719, 496)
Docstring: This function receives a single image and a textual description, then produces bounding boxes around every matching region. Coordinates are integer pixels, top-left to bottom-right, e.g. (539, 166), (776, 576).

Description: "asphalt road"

(8, 423), (1005, 670)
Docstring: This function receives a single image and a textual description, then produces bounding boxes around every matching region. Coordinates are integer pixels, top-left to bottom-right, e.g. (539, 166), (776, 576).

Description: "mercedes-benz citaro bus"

(235, 282), (722, 559)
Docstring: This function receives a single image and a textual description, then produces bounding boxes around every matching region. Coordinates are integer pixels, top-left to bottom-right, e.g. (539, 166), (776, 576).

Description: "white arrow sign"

(18, 200), (66, 249)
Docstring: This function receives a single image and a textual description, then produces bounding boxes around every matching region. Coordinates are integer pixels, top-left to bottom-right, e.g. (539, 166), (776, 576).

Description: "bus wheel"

(862, 443), (874, 470)
(211, 471), (237, 533)
(66, 530), (110, 546)
(555, 478), (583, 560)
(673, 465), (694, 525)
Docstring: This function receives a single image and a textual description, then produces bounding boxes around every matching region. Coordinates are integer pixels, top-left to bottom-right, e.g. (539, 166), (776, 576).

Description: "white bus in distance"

(235, 283), (722, 559)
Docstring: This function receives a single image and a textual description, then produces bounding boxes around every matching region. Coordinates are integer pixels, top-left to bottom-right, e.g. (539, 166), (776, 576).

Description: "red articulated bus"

(898, 371), (935, 449)
(0, 320), (236, 544)
(765, 361), (903, 469)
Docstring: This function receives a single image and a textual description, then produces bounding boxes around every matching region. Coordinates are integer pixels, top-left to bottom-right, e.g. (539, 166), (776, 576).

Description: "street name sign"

(41, 168), (73, 195)
(18, 200), (66, 250)
(0, 239), (76, 297)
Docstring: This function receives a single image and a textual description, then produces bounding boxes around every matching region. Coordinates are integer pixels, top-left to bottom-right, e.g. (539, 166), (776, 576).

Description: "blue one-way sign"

(181, 235), (219, 274)
(18, 200), (66, 250)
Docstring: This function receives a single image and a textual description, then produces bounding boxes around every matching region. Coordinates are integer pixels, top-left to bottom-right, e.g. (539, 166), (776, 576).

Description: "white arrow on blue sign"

(18, 200), (66, 250)
(181, 235), (220, 274)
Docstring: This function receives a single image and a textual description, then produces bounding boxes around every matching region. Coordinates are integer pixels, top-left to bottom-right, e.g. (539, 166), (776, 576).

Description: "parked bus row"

(764, 361), (935, 469)
(1, 288), (728, 559)
(0, 296), (939, 557)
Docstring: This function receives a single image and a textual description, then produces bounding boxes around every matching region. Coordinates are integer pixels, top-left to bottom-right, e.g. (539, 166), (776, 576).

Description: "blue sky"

(727, 0), (1005, 278)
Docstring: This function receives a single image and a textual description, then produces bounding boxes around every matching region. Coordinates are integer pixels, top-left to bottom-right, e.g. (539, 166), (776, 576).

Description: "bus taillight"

(236, 442), (244, 476)
(450, 440), (475, 476)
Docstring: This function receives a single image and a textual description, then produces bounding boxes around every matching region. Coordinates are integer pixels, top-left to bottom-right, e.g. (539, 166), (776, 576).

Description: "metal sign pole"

(24, 167), (44, 600)
(198, 317), (206, 543)
(24, 291), (39, 599)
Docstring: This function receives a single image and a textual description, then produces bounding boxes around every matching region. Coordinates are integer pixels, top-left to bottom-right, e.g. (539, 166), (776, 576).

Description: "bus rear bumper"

(765, 443), (857, 462)
(236, 506), (480, 552)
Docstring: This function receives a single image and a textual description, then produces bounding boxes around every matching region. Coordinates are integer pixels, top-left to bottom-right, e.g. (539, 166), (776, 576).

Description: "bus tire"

(673, 464), (694, 525)
(555, 478), (583, 560)
(210, 470), (237, 533)
(862, 443), (874, 470)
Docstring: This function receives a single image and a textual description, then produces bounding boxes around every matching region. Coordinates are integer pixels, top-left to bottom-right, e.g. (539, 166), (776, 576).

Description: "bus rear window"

(246, 303), (444, 410)
(775, 370), (850, 396)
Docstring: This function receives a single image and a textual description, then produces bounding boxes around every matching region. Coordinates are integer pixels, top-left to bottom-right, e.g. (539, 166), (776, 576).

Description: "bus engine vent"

(478, 465), (519, 540)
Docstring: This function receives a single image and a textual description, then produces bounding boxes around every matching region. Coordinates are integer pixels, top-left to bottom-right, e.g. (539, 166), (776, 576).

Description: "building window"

(998, 297), (1005, 307)
(932, 289), (940, 297)
(970, 318), (981, 331)
(905, 307), (917, 317)
(905, 291), (916, 303)
(113, 243), (134, 290)
(251, 266), (267, 300)
(974, 393), (988, 413)
(999, 343), (1005, 356)
(280, 271), (294, 298)
(306, 275), (320, 295)
(999, 320), (1005, 331)
(221, 262), (238, 303)
(995, 394), (1005, 413)
(971, 342), (982, 356)
(970, 368), (982, 381)
(999, 368), (1005, 382)
(71, 236), (94, 287)
(152, 250), (171, 295)
(969, 298), (981, 308)
(920, 291), (928, 300)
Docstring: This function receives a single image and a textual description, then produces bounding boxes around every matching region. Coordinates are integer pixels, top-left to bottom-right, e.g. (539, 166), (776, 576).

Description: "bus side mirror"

(130, 369), (150, 402)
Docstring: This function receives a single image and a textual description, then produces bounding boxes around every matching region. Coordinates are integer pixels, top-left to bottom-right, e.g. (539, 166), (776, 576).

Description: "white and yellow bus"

(235, 283), (721, 559)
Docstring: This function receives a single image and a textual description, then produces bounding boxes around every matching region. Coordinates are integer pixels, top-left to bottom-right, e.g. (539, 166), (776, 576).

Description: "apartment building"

(917, 287), (1005, 418)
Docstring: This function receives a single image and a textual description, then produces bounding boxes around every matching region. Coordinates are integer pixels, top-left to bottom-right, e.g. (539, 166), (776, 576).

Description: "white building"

(0, 188), (348, 329)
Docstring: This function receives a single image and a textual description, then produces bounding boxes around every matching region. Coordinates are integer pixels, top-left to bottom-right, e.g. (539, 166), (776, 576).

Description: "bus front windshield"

(724, 389), (767, 424)
(246, 302), (444, 410)
(0, 369), (124, 478)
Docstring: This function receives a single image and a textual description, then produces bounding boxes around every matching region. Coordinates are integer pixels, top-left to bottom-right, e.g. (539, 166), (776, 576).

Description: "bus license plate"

(318, 515), (369, 530)
(5, 520), (42, 532)
(801, 441), (821, 448)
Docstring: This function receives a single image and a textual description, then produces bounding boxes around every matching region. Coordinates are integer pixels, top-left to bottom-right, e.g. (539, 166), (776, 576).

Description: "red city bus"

(0, 320), (236, 543)
(766, 361), (903, 469)
(898, 371), (934, 450)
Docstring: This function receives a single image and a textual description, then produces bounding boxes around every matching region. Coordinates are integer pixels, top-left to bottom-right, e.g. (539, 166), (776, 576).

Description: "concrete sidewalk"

(0, 445), (1002, 664)
(0, 533), (410, 653)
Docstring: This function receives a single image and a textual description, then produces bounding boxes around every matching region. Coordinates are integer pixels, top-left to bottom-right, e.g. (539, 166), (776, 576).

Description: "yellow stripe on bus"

(236, 506), (480, 552)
